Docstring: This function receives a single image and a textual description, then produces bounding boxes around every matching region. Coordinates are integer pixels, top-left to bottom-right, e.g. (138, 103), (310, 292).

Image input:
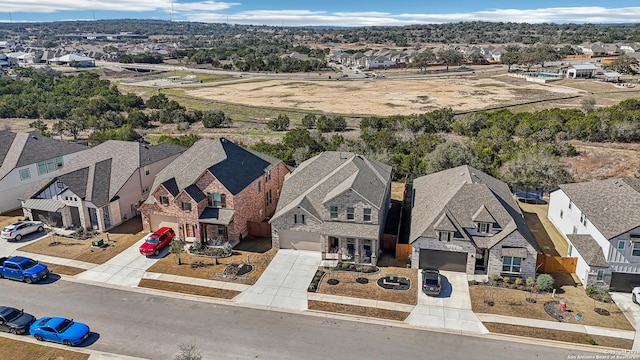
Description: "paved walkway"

(233, 249), (321, 311)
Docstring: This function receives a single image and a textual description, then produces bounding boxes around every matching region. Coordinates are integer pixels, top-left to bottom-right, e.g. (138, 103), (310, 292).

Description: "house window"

(181, 201), (191, 211)
(144, 165), (150, 176)
(212, 193), (226, 208)
(502, 256), (522, 273)
(217, 226), (224, 235)
(580, 212), (587, 226)
(37, 157), (64, 175)
(633, 243), (640, 257)
(559, 210), (563, 219)
(46, 158), (56, 173)
(55, 156), (63, 169)
(346, 207), (355, 220)
(363, 208), (372, 222)
(19, 168), (30, 180)
(330, 206), (338, 219)
(265, 170), (271, 182)
(568, 201), (572, 210)
(258, 181), (261, 193)
(567, 244), (573, 256)
(159, 196), (169, 205)
(438, 231), (452, 242)
(265, 190), (272, 206)
(294, 214), (305, 224)
(617, 240), (625, 250)
(142, 187), (149, 195)
(596, 269), (604, 282)
(572, 226), (577, 234)
(57, 181), (63, 188)
(478, 222), (490, 233)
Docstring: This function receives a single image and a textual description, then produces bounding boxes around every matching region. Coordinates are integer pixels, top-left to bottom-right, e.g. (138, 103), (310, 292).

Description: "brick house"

(20, 140), (184, 231)
(139, 138), (289, 242)
(410, 165), (540, 278)
(270, 152), (392, 266)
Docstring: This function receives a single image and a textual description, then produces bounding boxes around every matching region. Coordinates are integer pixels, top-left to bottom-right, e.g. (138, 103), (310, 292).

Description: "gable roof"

(557, 178), (640, 239)
(24, 141), (184, 208)
(410, 165), (538, 251)
(272, 152), (392, 222)
(148, 138), (281, 202)
(566, 234), (608, 267)
(0, 130), (87, 182)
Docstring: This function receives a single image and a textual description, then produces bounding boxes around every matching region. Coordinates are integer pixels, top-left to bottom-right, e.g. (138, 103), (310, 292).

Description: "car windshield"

(54, 319), (73, 333)
(146, 237), (159, 244)
(4, 309), (21, 322)
(22, 259), (39, 270)
(425, 278), (439, 286)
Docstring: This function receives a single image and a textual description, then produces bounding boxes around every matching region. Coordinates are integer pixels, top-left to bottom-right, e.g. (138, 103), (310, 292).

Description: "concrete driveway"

(405, 270), (488, 334)
(0, 232), (48, 257)
(233, 249), (321, 311)
(610, 292), (640, 351)
(75, 235), (166, 287)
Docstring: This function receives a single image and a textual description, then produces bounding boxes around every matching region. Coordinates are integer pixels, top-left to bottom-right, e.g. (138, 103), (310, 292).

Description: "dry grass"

(46, 264), (86, 276)
(0, 209), (23, 228)
(146, 248), (277, 285)
(317, 266), (418, 305)
(484, 323), (633, 349)
(391, 182), (405, 201)
(518, 201), (568, 256)
(0, 337), (89, 360)
(308, 300), (410, 321)
(470, 281), (634, 331)
(138, 279), (240, 299)
(563, 141), (640, 181)
(17, 217), (146, 264)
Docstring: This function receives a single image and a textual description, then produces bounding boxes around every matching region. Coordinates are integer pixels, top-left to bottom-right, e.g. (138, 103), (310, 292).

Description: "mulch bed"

(308, 300), (410, 322)
(376, 277), (411, 290)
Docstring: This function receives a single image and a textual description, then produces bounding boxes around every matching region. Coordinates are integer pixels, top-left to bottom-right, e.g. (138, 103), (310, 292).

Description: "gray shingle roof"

(410, 165), (538, 251)
(566, 234), (608, 267)
(558, 178), (640, 239)
(24, 141), (183, 208)
(272, 152), (392, 222)
(148, 138), (281, 202)
(0, 130), (87, 181)
(321, 222), (380, 240)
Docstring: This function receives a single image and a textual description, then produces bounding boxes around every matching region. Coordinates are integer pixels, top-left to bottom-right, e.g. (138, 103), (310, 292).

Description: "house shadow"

(107, 216), (142, 234)
(233, 236), (272, 253)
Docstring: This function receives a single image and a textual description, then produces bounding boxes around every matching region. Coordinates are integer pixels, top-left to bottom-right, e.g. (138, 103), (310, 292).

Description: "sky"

(2, 1), (640, 26)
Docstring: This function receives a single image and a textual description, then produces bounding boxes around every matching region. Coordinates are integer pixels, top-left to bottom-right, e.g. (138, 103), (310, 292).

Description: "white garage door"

(278, 230), (322, 251)
(150, 214), (179, 234)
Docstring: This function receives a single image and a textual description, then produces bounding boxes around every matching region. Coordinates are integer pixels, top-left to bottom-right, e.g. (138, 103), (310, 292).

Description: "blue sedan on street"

(30, 317), (90, 346)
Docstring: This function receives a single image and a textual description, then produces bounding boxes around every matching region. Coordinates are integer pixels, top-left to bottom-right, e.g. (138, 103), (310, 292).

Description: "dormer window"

(477, 222), (490, 233)
(181, 201), (191, 212)
(438, 231), (452, 242)
(159, 196), (169, 205)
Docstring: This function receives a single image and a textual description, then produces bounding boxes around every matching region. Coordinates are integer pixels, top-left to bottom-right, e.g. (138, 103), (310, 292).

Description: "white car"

(1, 221), (44, 241)
(632, 287), (640, 304)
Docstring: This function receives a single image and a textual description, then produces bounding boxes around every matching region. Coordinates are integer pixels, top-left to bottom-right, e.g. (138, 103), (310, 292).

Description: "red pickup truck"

(139, 227), (175, 257)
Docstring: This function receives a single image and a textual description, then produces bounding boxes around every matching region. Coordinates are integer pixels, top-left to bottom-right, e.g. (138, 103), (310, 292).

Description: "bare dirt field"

(563, 141), (640, 180)
(185, 76), (577, 116)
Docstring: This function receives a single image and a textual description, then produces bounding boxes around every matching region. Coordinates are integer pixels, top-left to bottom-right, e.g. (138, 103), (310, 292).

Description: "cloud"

(0, 0), (237, 13)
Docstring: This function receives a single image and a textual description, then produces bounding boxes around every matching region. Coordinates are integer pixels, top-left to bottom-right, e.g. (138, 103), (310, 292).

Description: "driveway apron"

(610, 292), (640, 351)
(233, 249), (321, 311)
(405, 270), (488, 334)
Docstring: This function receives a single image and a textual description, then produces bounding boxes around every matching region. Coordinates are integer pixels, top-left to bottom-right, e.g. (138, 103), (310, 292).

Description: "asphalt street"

(0, 279), (602, 360)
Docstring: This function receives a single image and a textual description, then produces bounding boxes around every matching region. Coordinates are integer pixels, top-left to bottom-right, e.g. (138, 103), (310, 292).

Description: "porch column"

(354, 238), (361, 263)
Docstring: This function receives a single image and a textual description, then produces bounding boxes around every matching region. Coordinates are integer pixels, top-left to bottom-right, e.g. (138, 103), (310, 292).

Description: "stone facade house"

(21, 140), (184, 231)
(410, 165), (539, 278)
(139, 138), (289, 243)
(547, 178), (640, 291)
(0, 130), (87, 214)
(270, 152), (392, 266)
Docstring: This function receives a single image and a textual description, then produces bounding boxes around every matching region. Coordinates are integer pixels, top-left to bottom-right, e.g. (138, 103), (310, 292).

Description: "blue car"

(30, 317), (90, 346)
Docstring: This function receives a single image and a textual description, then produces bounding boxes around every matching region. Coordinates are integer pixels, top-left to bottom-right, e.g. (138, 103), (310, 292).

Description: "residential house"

(410, 165), (539, 278)
(0, 131), (88, 214)
(270, 152), (392, 266)
(21, 141), (184, 231)
(48, 54), (96, 67)
(565, 64), (597, 79)
(139, 138), (289, 242)
(547, 178), (640, 291)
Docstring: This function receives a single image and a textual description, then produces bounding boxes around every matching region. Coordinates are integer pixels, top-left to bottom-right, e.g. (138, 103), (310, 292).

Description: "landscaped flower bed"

(326, 262), (378, 273)
(308, 270), (325, 292)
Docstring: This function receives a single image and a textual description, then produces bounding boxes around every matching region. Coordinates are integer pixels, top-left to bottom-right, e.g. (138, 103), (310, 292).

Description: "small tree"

(170, 238), (183, 265)
(175, 342), (202, 360)
(38, 214), (58, 244)
(267, 114), (290, 131)
(301, 114), (316, 129)
(536, 274), (555, 292)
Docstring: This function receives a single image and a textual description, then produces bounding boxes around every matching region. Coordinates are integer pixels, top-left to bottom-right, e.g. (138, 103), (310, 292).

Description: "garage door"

(149, 215), (179, 234)
(419, 249), (468, 272)
(278, 230), (321, 251)
(610, 272), (640, 292)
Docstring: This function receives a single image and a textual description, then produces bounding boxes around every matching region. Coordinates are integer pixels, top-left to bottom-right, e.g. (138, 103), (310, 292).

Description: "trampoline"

(514, 191), (543, 203)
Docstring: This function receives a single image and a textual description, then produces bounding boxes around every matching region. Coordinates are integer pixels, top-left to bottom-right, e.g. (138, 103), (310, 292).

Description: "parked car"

(139, 227), (175, 257)
(422, 268), (442, 296)
(0, 306), (36, 334)
(1, 221), (44, 241)
(30, 317), (90, 346)
(632, 287), (640, 304)
(0, 256), (49, 284)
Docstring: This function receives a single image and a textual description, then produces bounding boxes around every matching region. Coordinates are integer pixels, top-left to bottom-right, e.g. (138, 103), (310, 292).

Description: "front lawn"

(0, 337), (89, 360)
(138, 279), (240, 299)
(308, 300), (410, 321)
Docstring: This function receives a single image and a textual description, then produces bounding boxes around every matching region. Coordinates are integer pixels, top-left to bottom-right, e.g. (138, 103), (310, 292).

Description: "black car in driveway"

(422, 268), (442, 296)
(0, 306), (36, 334)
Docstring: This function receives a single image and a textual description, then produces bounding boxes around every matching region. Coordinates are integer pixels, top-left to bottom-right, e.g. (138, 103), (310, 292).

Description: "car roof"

(4, 222), (23, 228)
(37, 317), (65, 327)
(151, 227), (173, 236)
(0, 306), (17, 315)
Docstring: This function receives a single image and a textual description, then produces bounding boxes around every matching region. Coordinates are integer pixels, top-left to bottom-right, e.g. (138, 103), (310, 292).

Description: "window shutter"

(220, 193), (226, 208)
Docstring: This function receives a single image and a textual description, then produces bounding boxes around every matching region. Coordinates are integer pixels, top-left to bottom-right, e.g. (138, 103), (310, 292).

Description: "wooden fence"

(537, 254), (577, 273)
(380, 233), (397, 252)
(247, 221), (271, 238)
(395, 244), (412, 261)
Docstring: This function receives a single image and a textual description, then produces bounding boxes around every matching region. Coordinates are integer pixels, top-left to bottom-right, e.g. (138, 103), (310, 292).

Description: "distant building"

(566, 64), (597, 79)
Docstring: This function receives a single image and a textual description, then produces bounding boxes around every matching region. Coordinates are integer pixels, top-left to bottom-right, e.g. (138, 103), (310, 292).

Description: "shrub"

(488, 273), (499, 284)
(502, 276), (511, 284)
(510, 284), (518, 289)
(536, 274), (555, 292)
(514, 278), (523, 286)
(469, 280), (478, 285)
(525, 277), (535, 287)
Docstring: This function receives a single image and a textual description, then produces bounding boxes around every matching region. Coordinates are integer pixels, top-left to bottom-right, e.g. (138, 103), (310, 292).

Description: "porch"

(323, 236), (378, 265)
